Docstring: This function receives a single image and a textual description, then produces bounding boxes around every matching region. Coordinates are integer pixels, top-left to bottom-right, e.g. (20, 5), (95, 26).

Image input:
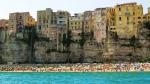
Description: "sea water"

(0, 72), (150, 84)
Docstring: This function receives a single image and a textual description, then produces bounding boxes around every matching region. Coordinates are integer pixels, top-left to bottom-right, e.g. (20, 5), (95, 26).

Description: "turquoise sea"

(0, 72), (150, 84)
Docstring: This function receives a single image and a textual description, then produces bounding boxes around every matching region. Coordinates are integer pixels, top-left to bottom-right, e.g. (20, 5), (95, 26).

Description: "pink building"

(94, 8), (107, 43)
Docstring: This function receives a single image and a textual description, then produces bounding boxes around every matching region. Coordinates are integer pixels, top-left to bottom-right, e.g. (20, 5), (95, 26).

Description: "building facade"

(37, 8), (70, 31)
(115, 2), (143, 38)
(148, 7), (150, 13)
(9, 12), (35, 33)
(56, 11), (70, 31)
(69, 13), (84, 42)
(37, 8), (70, 51)
(37, 8), (54, 30)
(93, 8), (107, 43)
(0, 19), (9, 30)
(83, 11), (94, 33)
(106, 8), (116, 33)
(0, 19), (9, 43)
(144, 8), (150, 21)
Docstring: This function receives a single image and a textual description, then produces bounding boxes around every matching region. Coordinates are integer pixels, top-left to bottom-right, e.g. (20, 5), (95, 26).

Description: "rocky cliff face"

(0, 28), (149, 64)
(0, 31), (28, 63)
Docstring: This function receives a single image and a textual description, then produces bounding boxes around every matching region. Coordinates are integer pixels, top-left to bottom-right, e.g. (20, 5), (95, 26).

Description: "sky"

(0, 0), (150, 19)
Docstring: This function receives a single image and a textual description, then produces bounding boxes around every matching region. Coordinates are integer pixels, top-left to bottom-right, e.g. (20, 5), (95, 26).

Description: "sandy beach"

(0, 63), (150, 72)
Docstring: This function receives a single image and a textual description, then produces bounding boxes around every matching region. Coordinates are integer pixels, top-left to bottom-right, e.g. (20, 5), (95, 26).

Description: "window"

(133, 12), (135, 15)
(86, 22), (88, 24)
(51, 20), (53, 24)
(143, 17), (146, 19)
(138, 17), (141, 19)
(127, 17), (129, 20)
(119, 8), (121, 11)
(19, 16), (22, 19)
(59, 16), (63, 18)
(113, 23), (115, 26)
(75, 22), (77, 25)
(119, 17), (121, 21)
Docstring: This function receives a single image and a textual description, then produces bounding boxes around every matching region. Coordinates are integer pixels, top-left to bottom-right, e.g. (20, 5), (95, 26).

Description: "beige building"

(115, 2), (143, 38)
(37, 8), (70, 32)
(83, 11), (94, 33)
(56, 10), (70, 31)
(9, 12), (35, 33)
(37, 8), (56, 30)
(144, 8), (150, 21)
(37, 8), (70, 51)
(69, 13), (84, 42)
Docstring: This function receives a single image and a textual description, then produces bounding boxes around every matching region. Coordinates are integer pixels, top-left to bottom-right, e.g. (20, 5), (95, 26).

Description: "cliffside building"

(69, 13), (84, 42)
(115, 2), (143, 38)
(93, 8), (107, 43)
(9, 12), (35, 33)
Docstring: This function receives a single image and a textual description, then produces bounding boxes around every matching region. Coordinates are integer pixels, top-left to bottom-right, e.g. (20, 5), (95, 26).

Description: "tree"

(62, 33), (67, 50)
(113, 32), (119, 42)
(90, 30), (94, 40)
(79, 31), (86, 49)
(143, 21), (150, 30)
(25, 26), (38, 63)
(130, 36), (138, 52)
(65, 30), (72, 63)
(130, 36), (136, 46)
(17, 26), (38, 64)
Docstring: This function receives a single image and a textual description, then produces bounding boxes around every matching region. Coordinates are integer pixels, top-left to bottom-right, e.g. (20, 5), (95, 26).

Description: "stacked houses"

(0, 2), (150, 63)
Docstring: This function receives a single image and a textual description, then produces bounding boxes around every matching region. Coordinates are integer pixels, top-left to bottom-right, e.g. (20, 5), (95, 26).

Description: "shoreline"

(0, 71), (150, 73)
(0, 63), (150, 72)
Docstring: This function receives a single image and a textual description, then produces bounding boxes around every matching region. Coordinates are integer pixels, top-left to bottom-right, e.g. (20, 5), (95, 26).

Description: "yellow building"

(9, 12), (35, 33)
(106, 8), (116, 32)
(115, 2), (143, 38)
